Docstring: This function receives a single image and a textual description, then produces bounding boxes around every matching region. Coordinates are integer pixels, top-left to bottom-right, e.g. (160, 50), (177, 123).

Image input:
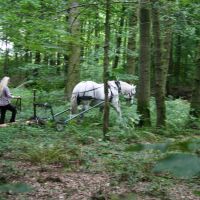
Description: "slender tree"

(33, 51), (41, 77)
(190, 42), (200, 118)
(94, 5), (100, 63)
(162, 22), (172, 99)
(112, 5), (125, 69)
(56, 52), (61, 75)
(137, 0), (151, 126)
(64, 1), (81, 99)
(3, 36), (9, 75)
(151, 0), (166, 127)
(174, 34), (182, 85)
(125, 7), (137, 75)
(103, 0), (111, 137)
(43, 53), (49, 65)
(49, 53), (56, 66)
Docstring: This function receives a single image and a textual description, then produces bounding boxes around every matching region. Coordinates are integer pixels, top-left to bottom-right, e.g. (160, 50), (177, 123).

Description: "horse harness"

(76, 85), (104, 104)
(114, 81), (121, 93)
(76, 82), (121, 104)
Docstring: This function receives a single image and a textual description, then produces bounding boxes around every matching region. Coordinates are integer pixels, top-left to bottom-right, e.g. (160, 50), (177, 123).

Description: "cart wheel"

(56, 123), (64, 131)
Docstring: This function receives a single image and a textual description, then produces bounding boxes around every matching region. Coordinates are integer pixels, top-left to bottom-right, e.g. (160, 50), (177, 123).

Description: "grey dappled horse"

(70, 80), (136, 118)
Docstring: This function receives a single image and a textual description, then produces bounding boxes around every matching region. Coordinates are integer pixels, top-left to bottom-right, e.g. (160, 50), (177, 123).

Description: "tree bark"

(103, 0), (111, 138)
(49, 53), (56, 66)
(137, 0), (151, 126)
(162, 29), (172, 97)
(190, 42), (200, 118)
(64, 1), (81, 100)
(152, 0), (166, 127)
(43, 53), (49, 65)
(125, 8), (137, 75)
(33, 51), (41, 77)
(166, 36), (174, 95)
(174, 34), (182, 85)
(56, 52), (61, 75)
(112, 5), (125, 69)
(3, 37), (9, 75)
(94, 6), (100, 63)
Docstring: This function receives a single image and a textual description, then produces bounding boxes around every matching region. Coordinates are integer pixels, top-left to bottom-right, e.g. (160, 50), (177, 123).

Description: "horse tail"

(71, 92), (78, 114)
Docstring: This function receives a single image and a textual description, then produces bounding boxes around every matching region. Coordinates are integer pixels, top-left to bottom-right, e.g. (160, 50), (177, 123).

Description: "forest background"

(0, 0), (200, 199)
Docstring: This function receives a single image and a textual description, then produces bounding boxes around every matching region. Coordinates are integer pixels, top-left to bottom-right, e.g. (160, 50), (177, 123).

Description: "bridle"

(114, 81), (135, 101)
(125, 87), (135, 101)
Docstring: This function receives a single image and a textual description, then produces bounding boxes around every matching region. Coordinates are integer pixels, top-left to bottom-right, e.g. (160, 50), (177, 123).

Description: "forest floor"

(0, 121), (199, 200)
(0, 95), (200, 200)
(0, 157), (200, 200)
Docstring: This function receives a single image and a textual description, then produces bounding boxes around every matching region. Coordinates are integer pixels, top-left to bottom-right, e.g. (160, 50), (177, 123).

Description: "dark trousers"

(0, 104), (17, 124)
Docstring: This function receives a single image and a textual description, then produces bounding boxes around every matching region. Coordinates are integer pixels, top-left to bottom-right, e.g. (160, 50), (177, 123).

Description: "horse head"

(119, 81), (136, 103)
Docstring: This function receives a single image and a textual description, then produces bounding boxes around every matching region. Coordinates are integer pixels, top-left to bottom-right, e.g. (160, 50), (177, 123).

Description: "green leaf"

(193, 190), (200, 197)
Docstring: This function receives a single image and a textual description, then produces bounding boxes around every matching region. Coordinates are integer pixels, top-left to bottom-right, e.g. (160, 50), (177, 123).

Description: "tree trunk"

(125, 8), (137, 75)
(162, 29), (172, 97)
(49, 53), (56, 66)
(33, 51), (41, 77)
(103, 0), (111, 138)
(152, 0), (166, 127)
(64, 1), (81, 100)
(63, 54), (69, 88)
(3, 38), (9, 75)
(190, 43), (200, 118)
(174, 34), (182, 85)
(94, 6), (100, 63)
(24, 49), (29, 63)
(112, 5), (125, 69)
(166, 36), (174, 95)
(56, 52), (61, 75)
(137, 0), (151, 126)
(122, 19), (128, 68)
(43, 53), (49, 65)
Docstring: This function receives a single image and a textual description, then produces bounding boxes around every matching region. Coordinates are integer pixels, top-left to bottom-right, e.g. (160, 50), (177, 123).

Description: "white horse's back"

(71, 81), (104, 114)
(72, 81), (103, 98)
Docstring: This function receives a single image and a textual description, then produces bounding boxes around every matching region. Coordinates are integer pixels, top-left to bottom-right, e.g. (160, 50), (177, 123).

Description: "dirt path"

(1, 161), (199, 200)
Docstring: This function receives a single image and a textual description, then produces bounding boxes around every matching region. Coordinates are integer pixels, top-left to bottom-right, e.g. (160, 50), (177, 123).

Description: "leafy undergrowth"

(0, 96), (200, 199)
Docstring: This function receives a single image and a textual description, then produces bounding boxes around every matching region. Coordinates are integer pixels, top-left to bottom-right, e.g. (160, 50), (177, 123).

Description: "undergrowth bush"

(19, 142), (82, 167)
(166, 99), (190, 130)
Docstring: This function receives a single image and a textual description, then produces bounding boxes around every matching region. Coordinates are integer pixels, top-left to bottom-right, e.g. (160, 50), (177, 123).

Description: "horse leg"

(99, 105), (104, 113)
(112, 99), (122, 119)
(80, 101), (90, 119)
(71, 96), (78, 115)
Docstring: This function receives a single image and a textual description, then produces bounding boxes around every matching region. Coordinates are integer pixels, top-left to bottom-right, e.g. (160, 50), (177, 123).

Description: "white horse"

(108, 80), (136, 102)
(70, 80), (136, 117)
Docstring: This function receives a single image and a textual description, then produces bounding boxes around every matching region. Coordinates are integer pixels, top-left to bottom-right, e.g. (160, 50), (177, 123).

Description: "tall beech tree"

(64, 1), (81, 99)
(112, 5), (125, 69)
(103, 0), (111, 137)
(151, 1), (167, 127)
(3, 37), (9, 75)
(190, 42), (200, 118)
(137, 0), (151, 126)
(125, 7), (137, 76)
(33, 51), (41, 77)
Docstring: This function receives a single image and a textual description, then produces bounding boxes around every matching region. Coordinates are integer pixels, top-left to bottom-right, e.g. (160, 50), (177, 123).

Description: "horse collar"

(108, 84), (113, 102)
(115, 81), (121, 93)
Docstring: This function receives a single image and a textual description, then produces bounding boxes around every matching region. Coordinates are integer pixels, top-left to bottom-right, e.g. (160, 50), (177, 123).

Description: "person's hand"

(13, 96), (21, 99)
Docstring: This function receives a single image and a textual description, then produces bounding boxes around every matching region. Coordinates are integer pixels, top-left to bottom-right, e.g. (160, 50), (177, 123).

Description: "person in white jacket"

(0, 76), (19, 124)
